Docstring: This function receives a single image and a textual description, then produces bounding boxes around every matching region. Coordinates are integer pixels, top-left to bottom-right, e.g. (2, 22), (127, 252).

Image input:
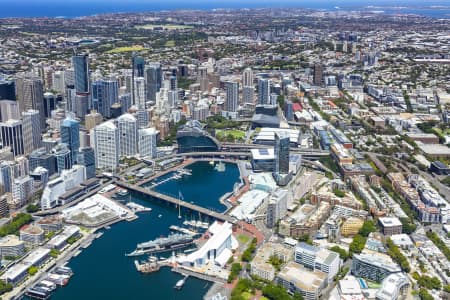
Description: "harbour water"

(47, 161), (240, 300)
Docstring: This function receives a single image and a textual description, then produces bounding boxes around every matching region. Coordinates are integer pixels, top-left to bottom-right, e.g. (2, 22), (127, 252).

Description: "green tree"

(28, 266), (38, 276)
(358, 220), (376, 237)
(26, 204), (39, 213)
(330, 246), (349, 261)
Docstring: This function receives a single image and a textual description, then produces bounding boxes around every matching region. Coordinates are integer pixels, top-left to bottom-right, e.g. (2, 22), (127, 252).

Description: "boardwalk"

(115, 181), (235, 223)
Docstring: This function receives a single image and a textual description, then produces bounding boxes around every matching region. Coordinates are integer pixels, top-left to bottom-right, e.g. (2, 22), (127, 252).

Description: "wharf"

(171, 267), (226, 284)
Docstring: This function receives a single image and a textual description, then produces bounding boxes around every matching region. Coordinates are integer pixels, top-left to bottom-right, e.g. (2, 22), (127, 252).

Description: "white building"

(22, 110), (41, 155)
(266, 189), (288, 228)
(179, 221), (236, 268)
(118, 114), (138, 156)
(138, 127), (159, 158)
(61, 165), (86, 190)
(295, 242), (341, 283)
(92, 121), (120, 169)
(11, 176), (34, 208)
(41, 178), (65, 209)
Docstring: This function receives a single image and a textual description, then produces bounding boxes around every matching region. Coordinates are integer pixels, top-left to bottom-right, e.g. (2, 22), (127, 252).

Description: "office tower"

(52, 71), (65, 93)
(92, 79), (119, 118)
(145, 63), (162, 103)
(243, 67), (253, 87)
(66, 88), (76, 112)
(178, 64), (189, 77)
(29, 148), (57, 176)
(225, 81), (239, 112)
(0, 161), (13, 193)
(133, 77), (146, 109)
(15, 76), (45, 130)
(168, 90), (178, 108)
(64, 68), (75, 88)
(258, 78), (270, 105)
(243, 86), (254, 104)
(275, 131), (290, 175)
(52, 144), (73, 173)
(284, 101), (294, 121)
(117, 114), (138, 156)
(73, 94), (89, 120)
(0, 80), (15, 100)
(13, 156), (29, 178)
(136, 110), (149, 129)
(138, 128), (158, 158)
(132, 55), (145, 77)
(0, 194), (9, 217)
(61, 117), (80, 163)
(0, 100), (20, 122)
(77, 147), (96, 179)
(119, 93), (132, 113)
(43, 92), (57, 118)
(11, 176), (34, 208)
(169, 76), (177, 91)
(313, 64), (323, 86)
(0, 119), (24, 157)
(266, 189), (288, 228)
(30, 166), (49, 187)
(197, 67), (208, 92)
(72, 53), (89, 94)
(92, 121), (120, 170)
(85, 110), (103, 131)
(22, 110), (41, 155)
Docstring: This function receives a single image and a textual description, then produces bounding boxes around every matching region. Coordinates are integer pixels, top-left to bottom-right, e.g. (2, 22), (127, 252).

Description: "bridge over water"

(115, 181), (235, 224)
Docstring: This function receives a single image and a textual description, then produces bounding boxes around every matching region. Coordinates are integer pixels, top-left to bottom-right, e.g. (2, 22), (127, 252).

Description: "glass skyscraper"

(72, 54), (89, 94)
(61, 117), (80, 163)
(275, 131), (290, 175)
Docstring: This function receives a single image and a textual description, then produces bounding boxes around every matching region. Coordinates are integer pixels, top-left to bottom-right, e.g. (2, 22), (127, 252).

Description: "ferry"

(117, 189), (129, 196)
(25, 286), (51, 300)
(174, 275), (189, 290)
(126, 233), (194, 257)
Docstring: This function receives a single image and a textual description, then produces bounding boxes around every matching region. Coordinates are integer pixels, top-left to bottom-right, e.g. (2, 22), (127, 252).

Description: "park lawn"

(237, 234), (250, 245)
(106, 45), (144, 54)
(217, 129), (245, 141)
(165, 40), (176, 47)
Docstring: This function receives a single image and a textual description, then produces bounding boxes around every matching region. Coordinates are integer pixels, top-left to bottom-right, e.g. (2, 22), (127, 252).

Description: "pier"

(172, 267), (227, 284)
(115, 181), (235, 223)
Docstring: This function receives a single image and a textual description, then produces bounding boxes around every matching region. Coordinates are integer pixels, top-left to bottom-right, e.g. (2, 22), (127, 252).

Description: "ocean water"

(41, 161), (240, 300)
(0, 0), (449, 18)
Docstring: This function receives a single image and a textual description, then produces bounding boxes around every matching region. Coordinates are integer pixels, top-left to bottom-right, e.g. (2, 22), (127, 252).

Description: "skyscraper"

(275, 131), (290, 175)
(197, 67), (208, 92)
(15, 76), (45, 130)
(92, 79), (119, 118)
(43, 92), (57, 118)
(22, 110), (41, 155)
(0, 100), (20, 122)
(51, 144), (72, 173)
(132, 55), (145, 77)
(61, 117), (80, 163)
(225, 81), (239, 113)
(133, 77), (146, 109)
(0, 80), (15, 100)
(258, 78), (270, 105)
(145, 63), (162, 103)
(242, 67), (253, 87)
(313, 64), (323, 86)
(92, 121), (120, 170)
(0, 119), (24, 157)
(72, 53), (89, 94)
(117, 113), (138, 156)
(77, 147), (96, 179)
(29, 148), (57, 176)
(73, 94), (89, 120)
(138, 127), (158, 158)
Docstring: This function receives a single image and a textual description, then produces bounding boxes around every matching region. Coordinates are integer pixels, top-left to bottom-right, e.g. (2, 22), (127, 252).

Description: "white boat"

(158, 214), (162, 218)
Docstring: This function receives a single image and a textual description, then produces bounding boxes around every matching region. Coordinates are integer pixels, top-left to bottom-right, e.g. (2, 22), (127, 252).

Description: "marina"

(48, 161), (241, 300)
(25, 266), (74, 299)
(169, 225), (198, 236)
(148, 168), (192, 189)
(126, 201), (153, 213)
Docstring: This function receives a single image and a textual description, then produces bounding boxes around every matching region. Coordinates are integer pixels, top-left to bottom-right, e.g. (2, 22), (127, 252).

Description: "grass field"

(135, 24), (193, 30)
(237, 234), (250, 245)
(165, 40), (176, 47)
(216, 129), (245, 141)
(106, 45), (144, 54)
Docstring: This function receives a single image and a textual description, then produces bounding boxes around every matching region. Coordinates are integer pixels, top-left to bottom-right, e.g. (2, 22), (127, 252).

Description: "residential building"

(117, 113), (138, 156)
(92, 121), (120, 169)
(351, 253), (401, 282)
(378, 217), (403, 236)
(138, 127), (158, 158)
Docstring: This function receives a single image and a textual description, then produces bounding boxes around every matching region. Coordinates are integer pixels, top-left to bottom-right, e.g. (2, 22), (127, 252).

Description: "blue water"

(0, 0), (449, 18)
(43, 161), (240, 300)
(147, 161), (241, 213)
